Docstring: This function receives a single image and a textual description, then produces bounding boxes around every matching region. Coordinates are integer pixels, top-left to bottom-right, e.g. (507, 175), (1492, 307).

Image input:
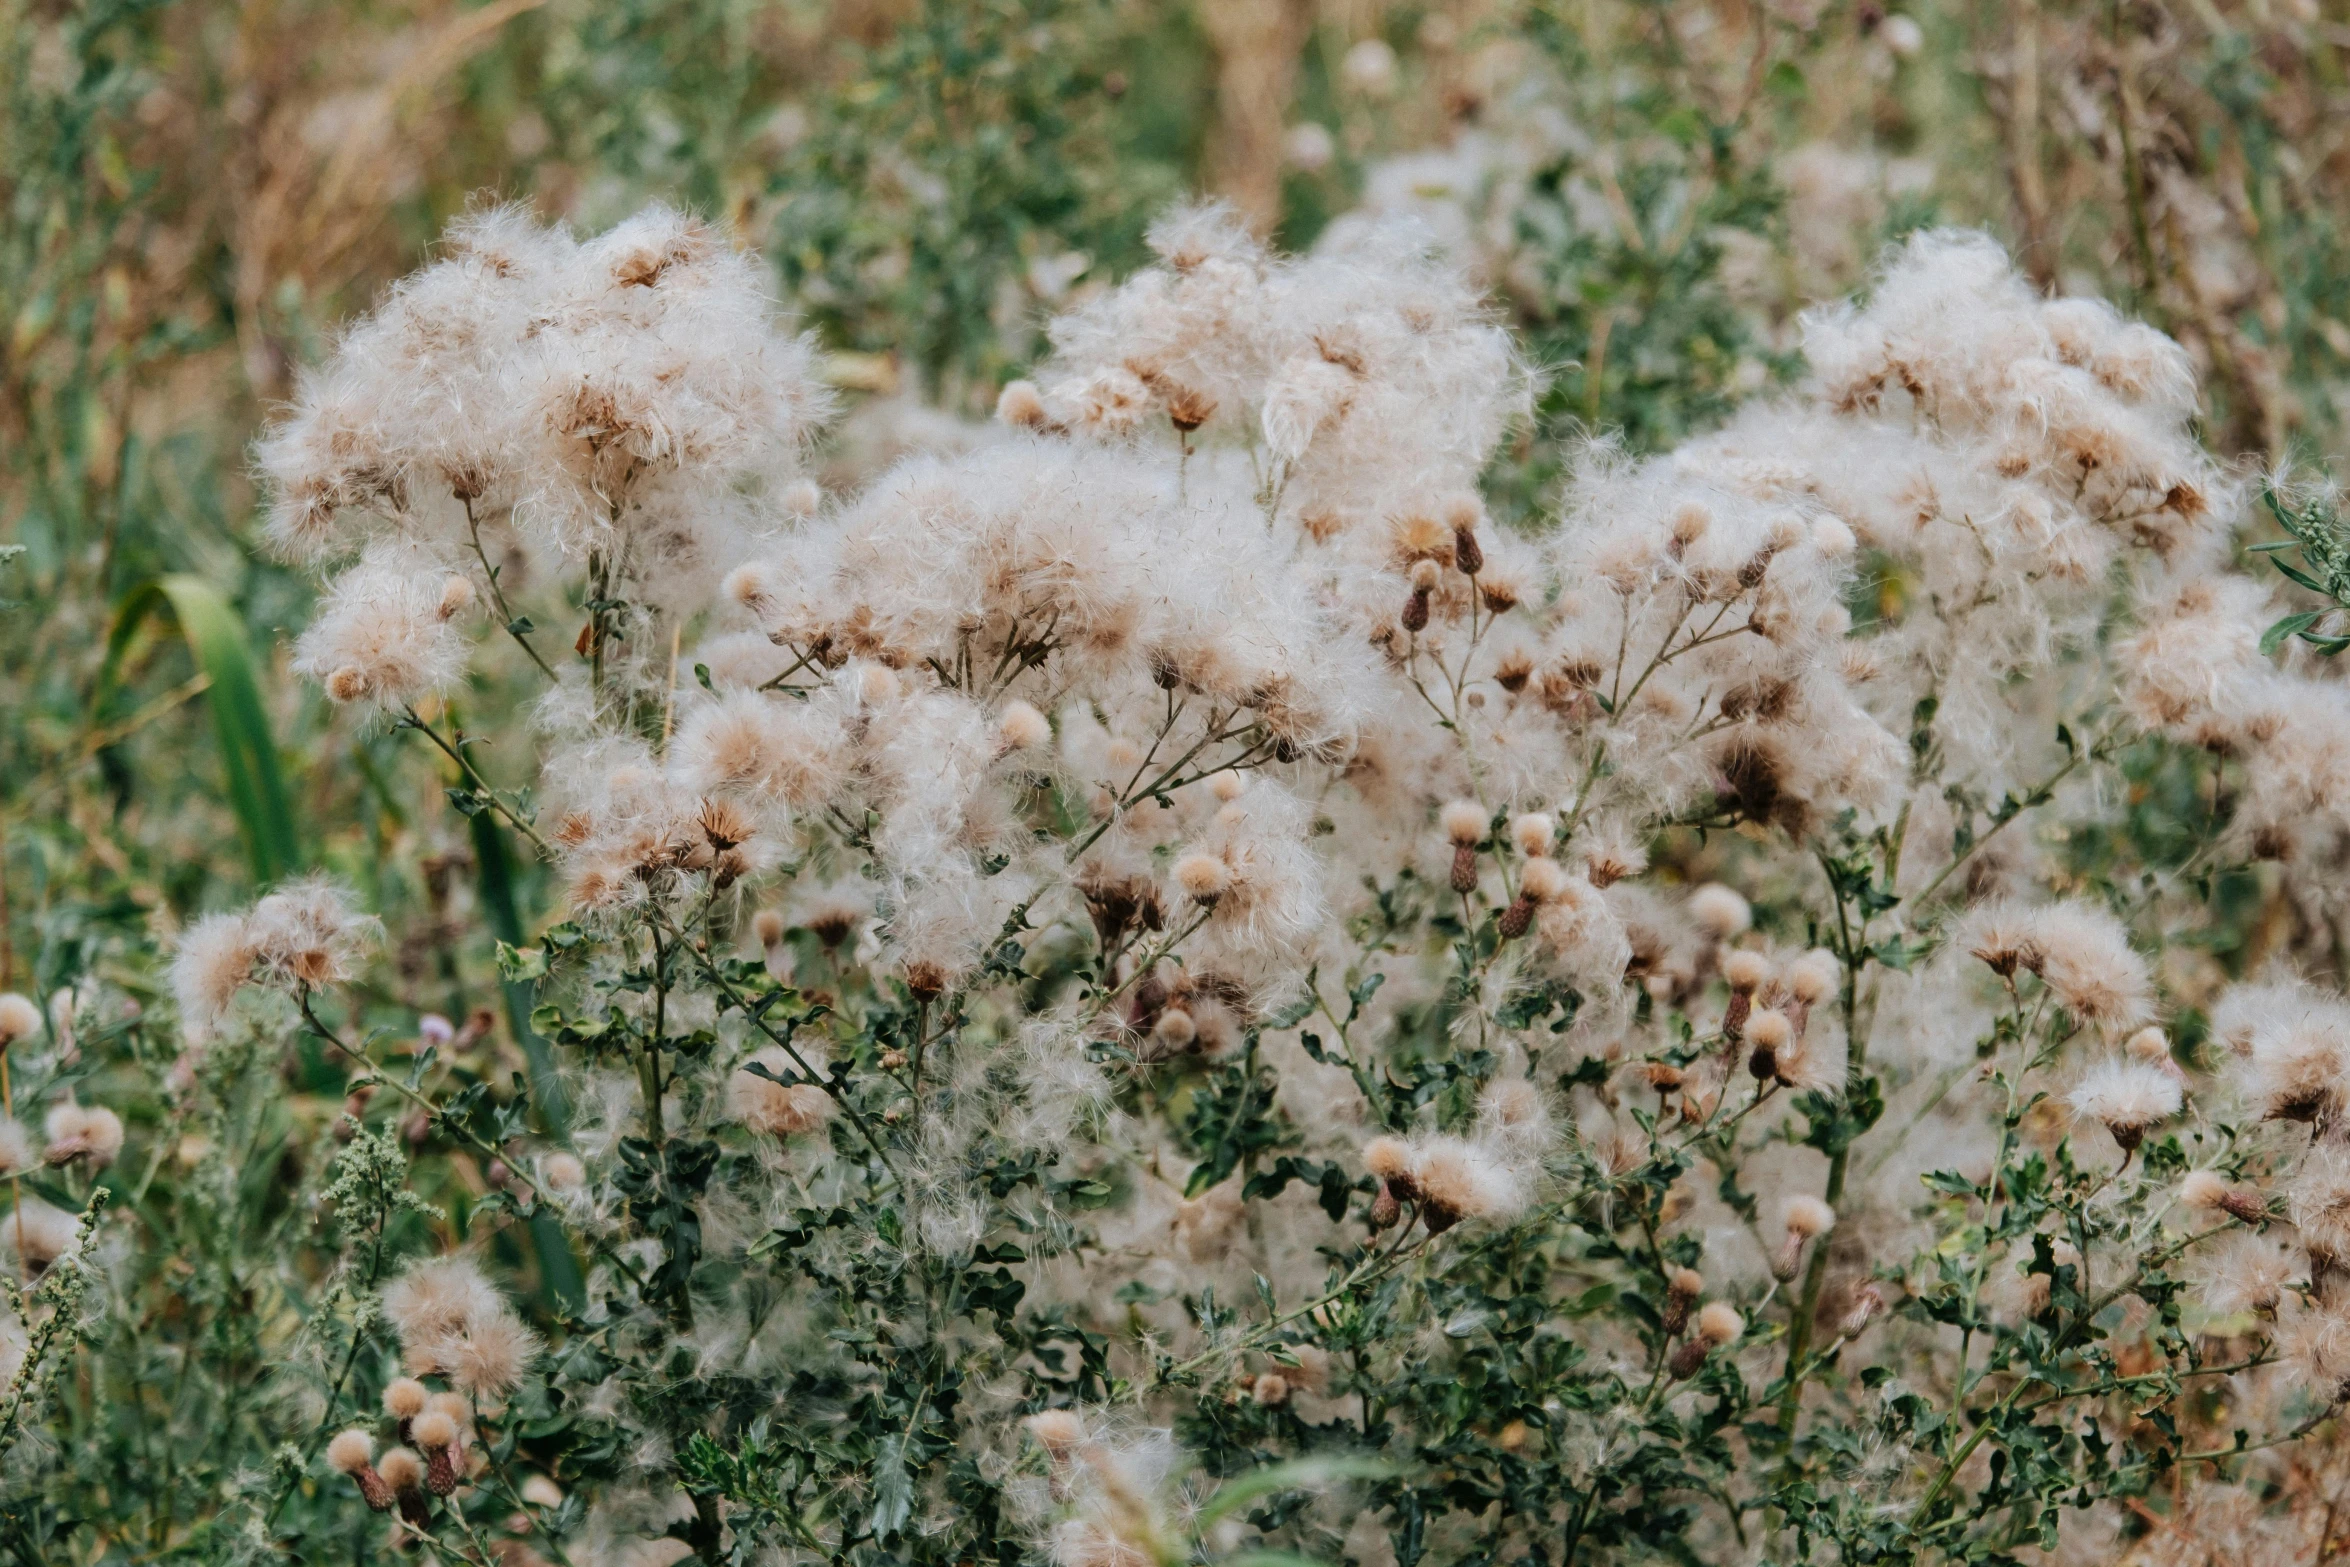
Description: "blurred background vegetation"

(4, 2), (2349, 1549)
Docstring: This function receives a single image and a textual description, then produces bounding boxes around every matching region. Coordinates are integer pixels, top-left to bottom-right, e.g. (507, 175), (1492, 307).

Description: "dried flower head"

(727, 1046), (833, 1137)
(41, 1103), (124, 1167)
(1689, 884), (1751, 939)
(0, 992), (41, 1047)
(2068, 1059), (2183, 1153)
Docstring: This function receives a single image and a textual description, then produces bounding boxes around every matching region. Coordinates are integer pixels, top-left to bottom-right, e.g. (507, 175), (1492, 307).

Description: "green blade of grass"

(101, 575), (301, 884)
(454, 730), (583, 1311)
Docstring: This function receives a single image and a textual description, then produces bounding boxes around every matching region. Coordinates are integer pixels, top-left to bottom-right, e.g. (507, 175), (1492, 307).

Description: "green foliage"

(8, 4), (2350, 1566)
(2253, 484), (2350, 656)
(766, 0), (1185, 403)
(102, 575), (302, 883)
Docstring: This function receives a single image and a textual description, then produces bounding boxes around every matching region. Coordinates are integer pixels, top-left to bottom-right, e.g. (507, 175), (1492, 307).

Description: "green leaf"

(870, 1434), (913, 1540)
(497, 941), (550, 983)
(2261, 611), (2324, 657)
(1264, 984), (1319, 1030)
(101, 575), (300, 883)
(1194, 1457), (1391, 1530)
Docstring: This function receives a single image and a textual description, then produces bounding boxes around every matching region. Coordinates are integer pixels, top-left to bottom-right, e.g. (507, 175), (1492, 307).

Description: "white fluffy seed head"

(1439, 800), (1486, 846)
(2069, 1058), (2184, 1132)
(1520, 858), (1569, 903)
(1696, 1302), (1745, 1345)
(998, 700), (1051, 752)
(1787, 950), (1840, 1006)
(1745, 1009), (1792, 1051)
(411, 1411), (459, 1451)
(327, 1429), (375, 1474)
(781, 477), (822, 517)
(42, 1103), (125, 1166)
(1722, 951), (1771, 993)
(752, 909), (787, 947)
(378, 1447), (424, 1492)
(1510, 814), (1554, 857)
(1783, 1195), (1835, 1238)
(722, 562), (777, 614)
(384, 1377), (429, 1419)
(1689, 884), (1751, 939)
(1026, 1408), (1086, 1456)
(2179, 1171), (2231, 1210)
(1668, 1266), (1704, 1297)
(728, 1047), (832, 1137)
(1363, 1135), (1413, 1181)
(0, 993), (40, 1046)
(997, 380), (1048, 428)
(1175, 853), (1231, 903)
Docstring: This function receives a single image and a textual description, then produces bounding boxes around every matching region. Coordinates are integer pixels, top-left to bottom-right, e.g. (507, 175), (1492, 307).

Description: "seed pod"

(413, 1411), (462, 1496)
(1662, 1267), (1702, 1337)
(1668, 1337), (1710, 1380)
(1369, 1180), (1401, 1230)
(2222, 1188), (2270, 1226)
(1839, 1284), (1887, 1337)
(1402, 585), (1431, 633)
(1453, 526), (1483, 576)
(1498, 893), (1536, 940)
(1450, 842), (1479, 894)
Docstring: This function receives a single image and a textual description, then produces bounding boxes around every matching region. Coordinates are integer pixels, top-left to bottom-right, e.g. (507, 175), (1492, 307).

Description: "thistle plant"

(11, 195), (2350, 1567)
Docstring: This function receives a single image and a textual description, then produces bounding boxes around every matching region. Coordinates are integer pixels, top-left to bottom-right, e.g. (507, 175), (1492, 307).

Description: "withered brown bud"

(1450, 842), (1480, 894)
(1668, 1338), (1711, 1380)
(1402, 586), (1431, 634)
(2221, 1188), (2270, 1226)
(1453, 527), (1483, 576)
(354, 1466), (396, 1512)
(1662, 1270), (1700, 1337)
(1369, 1180), (1401, 1230)
(1498, 894), (1536, 940)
